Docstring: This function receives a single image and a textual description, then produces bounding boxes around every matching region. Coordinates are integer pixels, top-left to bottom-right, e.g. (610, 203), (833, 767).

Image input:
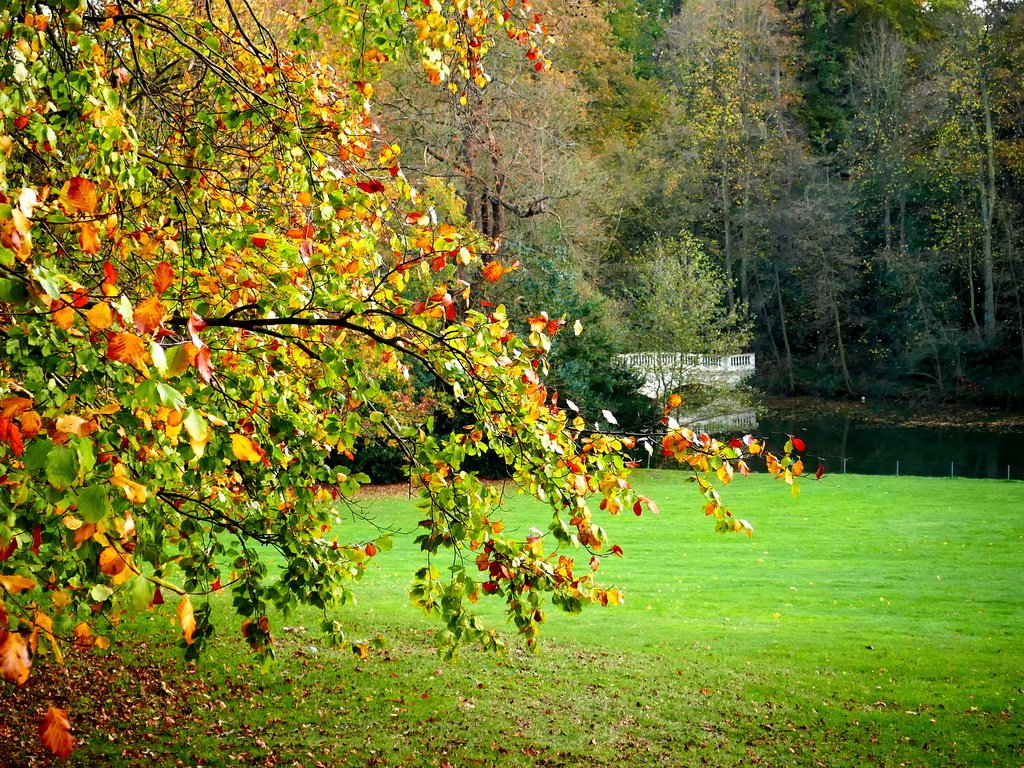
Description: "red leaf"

(151, 586), (165, 606)
(39, 706), (75, 759)
(153, 261), (174, 294)
(610, 545), (624, 557)
(482, 581), (498, 594)
(815, 465), (825, 480)
(31, 525), (41, 555)
(791, 437), (806, 452)
(633, 501), (643, 516)
(0, 418), (24, 457)
(0, 539), (16, 561)
(102, 260), (117, 286)
(196, 345), (213, 383)
(251, 235), (270, 248)
(728, 438), (743, 448)
(211, 578), (222, 592)
(444, 304), (455, 321)
(188, 312), (206, 347)
(356, 180), (386, 194)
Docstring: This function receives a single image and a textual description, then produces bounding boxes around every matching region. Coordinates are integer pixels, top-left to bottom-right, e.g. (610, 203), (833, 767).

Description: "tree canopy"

(0, 0), (803, 757)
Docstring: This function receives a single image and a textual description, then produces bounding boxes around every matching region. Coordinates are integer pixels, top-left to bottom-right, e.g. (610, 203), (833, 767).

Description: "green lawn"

(5, 472), (1023, 767)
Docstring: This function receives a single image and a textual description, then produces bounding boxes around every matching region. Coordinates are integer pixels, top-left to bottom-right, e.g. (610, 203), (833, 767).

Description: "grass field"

(3, 472), (1023, 767)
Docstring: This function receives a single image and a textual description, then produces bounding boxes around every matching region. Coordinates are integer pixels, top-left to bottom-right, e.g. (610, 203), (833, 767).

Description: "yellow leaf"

(178, 595), (196, 644)
(55, 414), (96, 437)
(110, 463), (148, 503)
(33, 611), (63, 664)
(230, 434), (264, 463)
(38, 706), (75, 759)
(0, 574), (36, 593)
(86, 302), (113, 331)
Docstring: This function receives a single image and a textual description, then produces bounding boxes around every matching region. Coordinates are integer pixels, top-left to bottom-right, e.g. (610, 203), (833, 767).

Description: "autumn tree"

(0, 0), (804, 757)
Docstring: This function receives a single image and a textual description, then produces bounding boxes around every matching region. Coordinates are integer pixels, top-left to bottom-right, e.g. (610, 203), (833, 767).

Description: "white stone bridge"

(617, 352), (756, 399)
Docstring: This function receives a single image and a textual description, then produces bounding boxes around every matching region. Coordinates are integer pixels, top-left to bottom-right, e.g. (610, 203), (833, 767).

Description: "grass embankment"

(4, 473), (1023, 767)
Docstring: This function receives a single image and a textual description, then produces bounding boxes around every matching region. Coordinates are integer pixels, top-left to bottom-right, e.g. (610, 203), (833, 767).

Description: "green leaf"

(77, 438), (96, 476)
(0, 278), (28, 303)
(23, 439), (52, 472)
(128, 575), (154, 611)
(90, 584), (114, 602)
(155, 382), (186, 410)
(45, 444), (79, 490)
(76, 485), (111, 524)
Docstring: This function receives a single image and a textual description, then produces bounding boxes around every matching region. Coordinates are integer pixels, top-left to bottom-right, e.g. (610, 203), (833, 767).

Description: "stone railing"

(617, 352), (756, 398)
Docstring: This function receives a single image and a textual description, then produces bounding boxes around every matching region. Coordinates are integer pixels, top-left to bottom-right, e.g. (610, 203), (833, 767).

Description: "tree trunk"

(720, 162), (735, 313)
(829, 286), (854, 395)
(980, 81), (997, 342)
(774, 266), (795, 394)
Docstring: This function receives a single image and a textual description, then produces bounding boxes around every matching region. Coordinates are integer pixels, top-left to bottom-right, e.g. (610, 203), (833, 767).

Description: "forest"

(376, 0), (1024, 409)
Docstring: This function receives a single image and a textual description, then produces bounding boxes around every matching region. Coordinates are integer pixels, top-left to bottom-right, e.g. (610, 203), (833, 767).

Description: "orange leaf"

(0, 397), (33, 419)
(98, 546), (128, 577)
(230, 434), (264, 462)
(0, 632), (31, 685)
(107, 333), (146, 364)
(153, 261), (174, 294)
(72, 622), (95, 650)
(86, 302), (113, 331)
(78, 220), (101, 254)
(481, 261), (504, 282)
(62, 176), (98, 214)
(0, 574), (36, 593)
(19, 410), (41, 439)
(39, 706), (75, 759)
(133, 297), (165, 335)
(51, 300), (75, 330)
(178, 595), (196, 644)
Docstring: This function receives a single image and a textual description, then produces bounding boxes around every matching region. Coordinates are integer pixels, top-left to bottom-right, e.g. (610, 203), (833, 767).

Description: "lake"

(755, 412), (1024, 480)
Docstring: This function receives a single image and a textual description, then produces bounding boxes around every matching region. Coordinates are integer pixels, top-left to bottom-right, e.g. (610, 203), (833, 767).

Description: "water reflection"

(754, 414), (1024, 480)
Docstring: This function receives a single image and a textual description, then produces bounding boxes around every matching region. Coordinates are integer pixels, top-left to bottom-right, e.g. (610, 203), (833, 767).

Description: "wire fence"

(817, 456), (1021, 481)
(645, 452), (1022, 480)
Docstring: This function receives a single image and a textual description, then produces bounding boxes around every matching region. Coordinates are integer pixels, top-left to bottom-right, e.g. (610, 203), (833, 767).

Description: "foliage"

(0, 0), (806, 757)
